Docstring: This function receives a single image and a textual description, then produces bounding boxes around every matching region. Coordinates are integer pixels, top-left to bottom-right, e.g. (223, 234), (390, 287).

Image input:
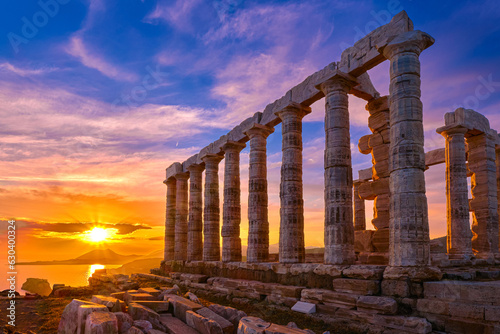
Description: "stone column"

(468, 132), (499, 259)
(245, 124), (274, 263)
(317, 72), (357, 265)
(438, 126), (473, 259)
(174, 172), (189, 261)
(275, 103), (311, 264)
(163, 178), (176, 262)
(381, 31), (434, 267)
(353, 180), (366, 231)
(202, 154), (224, 261)
(497, 144), (500, 253)
(187, 164), (204, 261)
(221, 141), (246, 262)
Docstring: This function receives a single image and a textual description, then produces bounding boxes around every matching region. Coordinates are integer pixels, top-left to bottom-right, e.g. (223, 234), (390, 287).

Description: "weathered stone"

(77, 304), (109, 334)
(342, 265), (385, 280)
(114, 312), (133, 334)
(125, 293), (156, 305)
(133, 320), (153, 332)
(197, 307), (234, 334)
(237, 317), (271, 334)
(291, 301), (316, 314)
(186, 310), (223, 334)
(356, 296), (397, 314)
(160, 314), (200, 334)
(381, 279), (410, 298)
(91, 295), (123, 312)
(372, 314), (432, 334)
(126, 327), (143, 334)
(127, 303), (162, 331)
(187, 164), (204, 261)
(208, 304), (247, 328)
(164, 178), (176, 261)
(174, 172), (189, 261)
(58, 299), (101, 334)
(265, 324), (312, 333)
(84, 312), (118, 334)
(184, 292), (201, 304)
(21, 278), (52, 296)
(383, 266), (442, 281)
(353, 181), (366, 231)
(138, 288), (161, 298)
(332, 278), (380, 295)
(111, 292), (126, 301)
(132, 301), (169, 313)
(168, 295), (204, 322)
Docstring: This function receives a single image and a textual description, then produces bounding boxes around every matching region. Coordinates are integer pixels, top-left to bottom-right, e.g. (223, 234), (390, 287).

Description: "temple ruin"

(160, 11), (500, 333)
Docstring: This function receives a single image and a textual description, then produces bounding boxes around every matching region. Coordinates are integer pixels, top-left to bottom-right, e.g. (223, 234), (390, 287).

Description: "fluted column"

(202, 154), (224, 261)
(221, 141), (246, 262)
(381, 31), (434, 266)
(245, 124), (274, 263)
(174, 172), (189, 261)
(164, 178), (176, 261)
(187, 164), (204, 261)
(353, 180), (366, 231)
(497, 145), (500, 253)
(437, 126), (473, 259)
(317, 72), (357, 264)
(275, 103), (311, 264)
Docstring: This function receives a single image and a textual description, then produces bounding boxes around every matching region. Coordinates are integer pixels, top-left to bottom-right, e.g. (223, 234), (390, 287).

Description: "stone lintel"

(227, 112), (262, 143)
(424, 148), (446, 167)
(182, 154), (199, 172)
(165, 162), (183, 183)
(442, 108), (492, 137)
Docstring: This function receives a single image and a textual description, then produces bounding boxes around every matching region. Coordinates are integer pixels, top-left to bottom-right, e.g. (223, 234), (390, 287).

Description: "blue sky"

(1, 0), (500, 260)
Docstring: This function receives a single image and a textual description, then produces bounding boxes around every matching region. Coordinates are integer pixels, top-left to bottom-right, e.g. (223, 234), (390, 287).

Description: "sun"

(88, 227), (108, 243)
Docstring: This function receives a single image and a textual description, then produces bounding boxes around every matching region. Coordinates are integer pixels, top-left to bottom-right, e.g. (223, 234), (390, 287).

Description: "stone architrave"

(163, 178), (176, 262)
(245, 124), (274, 263)
(381, 31), (435, 267)
(437, 126), (473, 259)
(174, 172), (189, 261)
(275, 103), (311, 264)
(221, 141), (246, 262)
(317, 72), (357, 265)
(187, 164), (204, 261)
(202, 154), (224, 261)
(353, 180), (366, 231)
(468, 132), (499, 258)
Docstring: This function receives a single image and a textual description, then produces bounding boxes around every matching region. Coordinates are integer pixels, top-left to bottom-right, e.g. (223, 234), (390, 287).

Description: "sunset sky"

(1, 0), (499, 262)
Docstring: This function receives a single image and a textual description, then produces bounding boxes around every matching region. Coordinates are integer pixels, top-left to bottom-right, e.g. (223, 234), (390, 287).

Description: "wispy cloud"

(0, 62), (58, 77)
(144, 0), (202, 31)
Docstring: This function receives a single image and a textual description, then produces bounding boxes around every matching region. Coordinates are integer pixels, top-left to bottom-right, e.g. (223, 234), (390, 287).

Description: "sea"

(1, 264), (121, 293)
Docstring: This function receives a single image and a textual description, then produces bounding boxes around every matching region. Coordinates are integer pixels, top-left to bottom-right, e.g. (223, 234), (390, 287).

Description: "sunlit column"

(437, 126), (473, 259)
(202, 154), (224, 261)
(382, 31), (434, 266)
(163, 177), (176, 262)
(275, 103), (311, 264)
(317, 72), (357, 265)
(245, 124), (274, 263)
(353, 180), (366, 231)
(174, 172), (189, 261)
(187, 164), (204, 261)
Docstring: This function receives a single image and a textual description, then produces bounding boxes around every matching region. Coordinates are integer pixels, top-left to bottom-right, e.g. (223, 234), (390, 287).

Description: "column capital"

(436, 125), (468, 137)
(380, 30), (435, 59)
(163, 177), (176, 186)
(244, 123), (274, 139)
(201, 153), (224, 164)
(275, 102), (311, 120)
(221, 140), (246, 153)
(316, 70), (358, 94)
(174, 172), (190, 180)
(186, 164), (205, 173)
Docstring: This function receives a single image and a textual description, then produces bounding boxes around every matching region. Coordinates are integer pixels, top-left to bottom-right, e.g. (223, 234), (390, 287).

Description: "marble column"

(468, 132), (499, 259)
(438, 126), (473, 259)
(275, 103), (311, 264)
(317, 72), (357, 265)
(245, 124), (274, 263)
(497, 145), (500, 253)
(202, 154), (224, 261)
(353, 180), (366, 231)
(174, 172), (189, 261)
(163, 178), (176, 262)
(221, 141), (246, 262)
(187, 164), (204, 261)
(381, 31), (434, 266)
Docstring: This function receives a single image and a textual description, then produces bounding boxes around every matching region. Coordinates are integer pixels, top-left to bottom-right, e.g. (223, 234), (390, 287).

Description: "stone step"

(423, 281), (500, 305)
(160, 313), (201, 334)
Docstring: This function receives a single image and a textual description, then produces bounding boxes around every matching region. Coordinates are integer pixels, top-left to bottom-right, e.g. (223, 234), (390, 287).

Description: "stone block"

(110, 292), (125, 301)
(126, 326), (143, 334)
(91, 295), (123, 312)
(312, 265), (345, 278)
(125, 293), (156, 305)
(114, 312), (133, 334)
(291, 301), (316, 314)
(127, 303), (162, 331)
(168, 295), (204, 322)
(448, 302), (484, 320)
(354, 230), (375, 253)
(356, 296), (397, 315)
(359, 135), (372, 154)
(323, 291), (359, 309)
(138, 288), (161, 298)
(197, 307), (234, 334)
(159, 314), (200, 334)
(132, 301), (169, 313)
(372, 315), (432, 334)
(485, 305), (500, 322)
(133, 320), (153, 332)
(58, 299), (103, 334)
(265, 324), (312, 333)
(208, 304), (247, 327)
(332, 278), (380, 295)
(444, 317), (494, 334)
(237, 316), (271, 334)
(342, 265), (385, 280)
(186, 310), (223, 334)
(77, 304), (109, 334)
(381, 279), (410, 298)
(84, 312), (118, 334)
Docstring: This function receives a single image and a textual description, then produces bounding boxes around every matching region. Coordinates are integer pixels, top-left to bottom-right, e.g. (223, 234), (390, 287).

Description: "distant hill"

(18, 248), (140, 265)
(108, 258), (163, 275)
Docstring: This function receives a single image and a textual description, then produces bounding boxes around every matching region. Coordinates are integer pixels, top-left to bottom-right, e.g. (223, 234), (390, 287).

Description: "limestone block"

(77, 304), (109, 334)
(126, 327), (143, 334)
(368, 111), (389, 132)
(186, 310), (223, 334)
(138, 288), (161, 298)
(354, 230), (375, 253)
(332, 278), (380, 295)
(114, 312), (133, 334)
(485, 305), (500, 322)
(372, 228), (390, 252)
(291, 301), (316, 314)
(265, 324), (313, 333)
(356, 296), (397, 314)
(125, 293), (156, 305)
(358, 168), (373, 181)
(110, 292), (125, 301)
(358, 135), (372, 154)
(58, 299), (102, 334)
(132, 301), (169, 313)
(133, 320), (153, 332)
(342, 265), (385, 280)
(381, 279), (410, 298)
(383, 266), (442, 282)
(368, 129), (390, 147)
(168, 295), (204, 322)
(237, 317), (271, 334)
(208, 304), (247, 328)
(425, 148), (445, 167)
(84, 312), (118, 334)
(91, 295), (123, 312)
(322, 291), (359, 309)
(127, 303), (162, 330)
(159, 314), (200, 334)
(197, 307), (234, 334)
(312, 264), (346, 278)
(371, 315), (432, 334)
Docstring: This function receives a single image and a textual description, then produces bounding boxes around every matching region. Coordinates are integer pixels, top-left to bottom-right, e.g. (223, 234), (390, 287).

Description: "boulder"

(84, 312), (118, 334)
(21, 278), (52, 296)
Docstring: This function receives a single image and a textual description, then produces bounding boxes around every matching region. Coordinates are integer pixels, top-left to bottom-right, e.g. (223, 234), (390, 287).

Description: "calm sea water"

(1, 264), (121, 293)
